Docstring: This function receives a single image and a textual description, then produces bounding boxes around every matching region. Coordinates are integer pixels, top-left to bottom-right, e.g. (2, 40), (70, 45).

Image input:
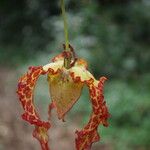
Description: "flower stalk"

(61, 0), (71, 69)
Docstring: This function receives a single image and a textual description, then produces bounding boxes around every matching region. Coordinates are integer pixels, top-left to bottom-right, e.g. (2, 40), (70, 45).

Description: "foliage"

(0, 0), (59, 65)
(78, 0), (150, 79)
(1, 0), (150, 78)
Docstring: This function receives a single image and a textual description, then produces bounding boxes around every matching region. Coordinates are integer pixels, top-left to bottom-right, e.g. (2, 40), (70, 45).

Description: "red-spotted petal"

(17, 66), (50, 150)
(75, 77), (110, 150)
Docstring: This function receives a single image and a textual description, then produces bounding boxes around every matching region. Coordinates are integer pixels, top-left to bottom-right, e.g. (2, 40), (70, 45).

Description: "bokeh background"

(0, 0), (150, 150)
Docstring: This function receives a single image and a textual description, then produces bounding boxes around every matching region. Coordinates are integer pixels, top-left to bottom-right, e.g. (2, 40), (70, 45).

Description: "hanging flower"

(17, 45), (110, 150)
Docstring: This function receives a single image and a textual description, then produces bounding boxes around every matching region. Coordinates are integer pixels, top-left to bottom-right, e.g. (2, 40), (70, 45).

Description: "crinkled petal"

(75, 77), (110, 150)
(17, 66), (51, 150)
(65, 61), (109, 149)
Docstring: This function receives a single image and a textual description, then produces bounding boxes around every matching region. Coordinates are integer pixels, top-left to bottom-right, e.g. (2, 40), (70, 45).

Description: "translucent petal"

(48, 68), (84, 120)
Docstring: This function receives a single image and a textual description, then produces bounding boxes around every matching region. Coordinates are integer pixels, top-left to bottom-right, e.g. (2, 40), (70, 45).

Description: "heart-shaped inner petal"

(48, 69), (84, 120)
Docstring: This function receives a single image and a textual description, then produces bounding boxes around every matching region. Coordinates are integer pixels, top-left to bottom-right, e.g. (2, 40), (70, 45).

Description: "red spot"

(26, 92), (31, 98)
(28, 106), (34, 114)
(92, 99), (97, 107)
(27, 100), (31, 106)
(74, 76), (81, 83)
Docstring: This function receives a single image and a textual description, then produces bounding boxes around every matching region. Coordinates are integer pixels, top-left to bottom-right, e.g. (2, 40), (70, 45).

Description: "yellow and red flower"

(17, 45), (110, 150)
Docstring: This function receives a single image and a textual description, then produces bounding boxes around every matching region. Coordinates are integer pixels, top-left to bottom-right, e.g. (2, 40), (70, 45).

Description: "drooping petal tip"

(17, 66), (51, 150)
(75, 75), (110, 150)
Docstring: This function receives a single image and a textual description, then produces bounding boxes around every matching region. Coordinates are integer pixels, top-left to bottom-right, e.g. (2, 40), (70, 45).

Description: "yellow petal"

(69, 65), (95, 83)
(43, 60), (63, 73)
(68, 58), (98, 85)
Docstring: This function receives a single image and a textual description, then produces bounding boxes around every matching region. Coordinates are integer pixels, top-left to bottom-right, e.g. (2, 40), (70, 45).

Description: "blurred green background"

(0, 0), (150, 150)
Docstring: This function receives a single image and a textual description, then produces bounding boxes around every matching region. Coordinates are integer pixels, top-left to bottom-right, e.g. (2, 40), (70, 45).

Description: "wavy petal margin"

(17, 66), (50, 150)
(75, 77), (110, 150)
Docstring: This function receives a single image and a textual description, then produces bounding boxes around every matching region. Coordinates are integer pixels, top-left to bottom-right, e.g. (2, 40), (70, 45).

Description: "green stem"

(61, 0), (71, 69)
(61, 0), (69, 51)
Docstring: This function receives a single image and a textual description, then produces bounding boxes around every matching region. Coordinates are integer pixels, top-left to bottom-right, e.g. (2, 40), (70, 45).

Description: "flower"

(17, 45), (110, 150)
